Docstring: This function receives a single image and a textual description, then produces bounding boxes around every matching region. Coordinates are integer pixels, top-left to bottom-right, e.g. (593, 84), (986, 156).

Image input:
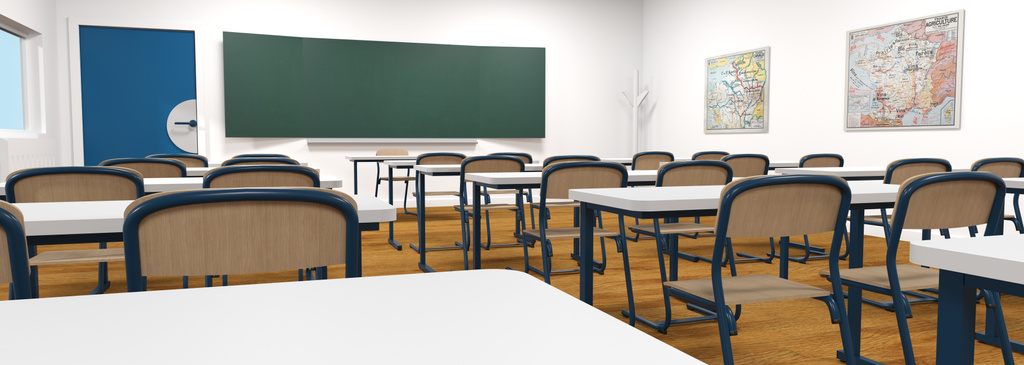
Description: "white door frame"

(67, 18), (208, 165)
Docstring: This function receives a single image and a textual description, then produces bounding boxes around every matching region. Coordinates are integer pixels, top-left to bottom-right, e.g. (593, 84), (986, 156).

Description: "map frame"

(704, 47), (770, 134)
(845, 10), (965, 131)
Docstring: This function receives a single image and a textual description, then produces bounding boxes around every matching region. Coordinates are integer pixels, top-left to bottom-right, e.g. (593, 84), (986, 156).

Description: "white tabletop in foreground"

(0, 270), (703, 364)
(567, 180), (899, 212)
(910, 235), (1024, 286)
(15, 194), (395, 237)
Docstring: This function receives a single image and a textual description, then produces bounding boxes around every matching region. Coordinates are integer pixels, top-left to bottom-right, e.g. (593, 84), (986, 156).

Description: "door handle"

(174, 120), (198, 127)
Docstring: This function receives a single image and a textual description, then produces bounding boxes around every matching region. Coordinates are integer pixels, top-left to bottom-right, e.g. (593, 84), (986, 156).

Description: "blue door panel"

(80, 26), (196, 165)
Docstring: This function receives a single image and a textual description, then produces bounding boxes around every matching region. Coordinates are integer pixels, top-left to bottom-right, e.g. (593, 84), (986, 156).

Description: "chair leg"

(620, 232), (635, 326)
(716, 304), (737, 365)
(891, 290), (918, 365)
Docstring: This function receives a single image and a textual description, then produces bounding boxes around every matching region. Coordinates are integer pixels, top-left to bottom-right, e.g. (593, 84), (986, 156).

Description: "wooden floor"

(6, 206), (1024, 364)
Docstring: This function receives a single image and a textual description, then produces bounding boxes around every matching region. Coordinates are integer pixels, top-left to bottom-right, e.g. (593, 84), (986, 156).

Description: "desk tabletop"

(567, 180), (899, 212)
(774, 166), (888, 178)
(465, 170), (658, 185)
(346, 155), (418, 161)
(414, 163), (544, 173)
(0, 270), (702, 364)
(910, 235), (1024, 286)
(0, 175), (344, 196)
(14, 194), (395, 237)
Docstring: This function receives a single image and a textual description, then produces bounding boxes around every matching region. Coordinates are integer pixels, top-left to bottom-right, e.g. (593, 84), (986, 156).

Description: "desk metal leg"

(579, 203), (595, 305)
(416, 172), (434, 272)
(353, 161), (360, 195)
(386, 166), (402, 250)
(936, 270), (976, 365)
(837, 209), (884, 364)
(473, 183), (482, 269)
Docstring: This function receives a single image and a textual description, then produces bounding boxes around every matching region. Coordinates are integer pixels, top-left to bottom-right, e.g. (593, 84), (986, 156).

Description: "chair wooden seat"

(628, 222), (714, 235)
(523, 227), (620, 240)
(665, 274), (831, 306)
(484, 189), (522, 195)
(822, 265), (938, 291)
(862, 215), (887, 224)
(30, 248), (125, 266)
(453, 203), (520, 212)
(530, 201), (578, 209)
(380, 176), (415, 182)
(414, 191), (459, 197)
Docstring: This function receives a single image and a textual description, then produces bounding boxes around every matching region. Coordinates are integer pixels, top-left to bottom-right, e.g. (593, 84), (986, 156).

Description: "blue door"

(79, 26), (198, 166)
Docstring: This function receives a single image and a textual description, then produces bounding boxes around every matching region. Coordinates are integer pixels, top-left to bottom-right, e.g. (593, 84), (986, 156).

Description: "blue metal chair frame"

(691, 151), (729, 160)
(781, 153), (849, 263)
(644, 161), (733, 262)
(718, 154), (775, 263)
(521, 161), (627, 284)
(490, 152), (536, 231)
(221, 157), (300, 166)
(410, 152), (467, 261)
(799, 153), (845, 168)
(123, 188), (361, 292)
(541, 154), (600, 166)
(6, 166), (144, 297)
(830, 172), (1007, 364)
(629, 175), (858, 365)
(99, 157), (187, 177)
(1, 204), (31, 300)
(454, 155), (526, 269)
(147, 153), (209, 167)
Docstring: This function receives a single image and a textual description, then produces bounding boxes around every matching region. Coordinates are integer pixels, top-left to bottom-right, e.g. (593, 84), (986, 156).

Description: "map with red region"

(846, 11), (963, 129)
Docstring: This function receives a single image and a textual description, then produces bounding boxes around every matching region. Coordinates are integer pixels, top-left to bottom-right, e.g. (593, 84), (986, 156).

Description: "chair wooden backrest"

(0, 201), (30, 299)
(232, 153), (290, 159)
(147, 153), (209, 167)
(883, 158), (951, 184)
(890, 172), (1005, 232)
(461, 156), (525, 182)
(123, 188), (361, 291)
(657, 161), (733, 187)
(799, 153), (844, 168)
(631, 151), (674, 171)
(222, 157), (300, 166)
(376, 149), (409, 156)
(716, 176), (849, 239)
(542, 155), (600, 168)
(692, 151), (729, 161)
(971, 157), (1024, 178)
(203, 165), (320, 188)
(490, 152), (533, 164)
(5, 166), (145, 203)
(540, 161), (628, 201)
(100, 158), (186, 178)
(416, 152), (466, 165)
(721, 154), (769, 178)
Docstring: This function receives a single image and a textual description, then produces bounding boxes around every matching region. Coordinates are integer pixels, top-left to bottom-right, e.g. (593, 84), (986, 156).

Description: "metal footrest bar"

(409, 242), (465, 253)
(860, 290), (936, 312)
(835, 351), (885, 365)
(621, 310), (717, 334)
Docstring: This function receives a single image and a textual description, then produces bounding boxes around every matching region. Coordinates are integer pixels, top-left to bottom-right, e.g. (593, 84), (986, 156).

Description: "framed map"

(846, 10), (964, 130)
(705, 47), (769, 134)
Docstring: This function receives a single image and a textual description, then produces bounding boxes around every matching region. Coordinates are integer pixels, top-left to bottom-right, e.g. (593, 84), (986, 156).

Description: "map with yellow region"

(705, 47), (769, 133)
(846, 11), (963, 129)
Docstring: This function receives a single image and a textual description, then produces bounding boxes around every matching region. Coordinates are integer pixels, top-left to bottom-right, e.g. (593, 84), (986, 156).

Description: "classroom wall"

(51, 0), (645, 202)
(0, 0), (62, 178)
(642, 0), (1023, 168)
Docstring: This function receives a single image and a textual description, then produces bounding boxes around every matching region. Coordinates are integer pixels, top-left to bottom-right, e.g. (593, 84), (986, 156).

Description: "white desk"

(568, 180), (899, 363)
(186, 166), (320, 177)
(0, 175), (344, 197)
(910, 235), (1024, 364)
(0, 270), (702, 364)
(346, 155), (419, 194)
(776, 166), (970, 180)
(661, 159), (798, 169)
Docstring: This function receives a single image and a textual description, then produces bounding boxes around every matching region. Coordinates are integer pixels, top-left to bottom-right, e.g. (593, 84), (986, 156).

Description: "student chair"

(542, 154), (600, 167)
(5, 166), (145, 296)
(406, 152), (466, 219)
(374, 149), (413, 208)
(641, 175), (858, 365)
(626, 151), (677, 241)
(691, 151), (729, 161)
(99, 157), (186, 178)
(123, 188), (361, 292)
(970, 157), (1024, 235)
(821, 171), (1008, 365)
(200, 165), (323, 286)
(865, 158), (952, 242)
(0, 201), (31, 300)
(627, 160), (731, 263)
(489, 152), (536, 230)
(454, 155), (526, 269)
(784, 153), (848, 263)
(720, 153), (769, 178)
(221, 157), (300, 166)
(146, 153), (209, 167)
(520, 161), (627, 284)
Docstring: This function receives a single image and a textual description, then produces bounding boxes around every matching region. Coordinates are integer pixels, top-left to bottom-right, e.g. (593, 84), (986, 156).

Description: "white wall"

(643, 0), (1023, 168)
(0, 0), (62, 177)
(51, 0), (644, 203)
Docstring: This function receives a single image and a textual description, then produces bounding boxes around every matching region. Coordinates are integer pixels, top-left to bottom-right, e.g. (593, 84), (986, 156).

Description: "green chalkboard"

(223, 32), (545, 138)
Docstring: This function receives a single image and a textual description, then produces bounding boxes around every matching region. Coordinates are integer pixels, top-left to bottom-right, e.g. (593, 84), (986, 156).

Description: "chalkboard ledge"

(307, 138), (478, 144)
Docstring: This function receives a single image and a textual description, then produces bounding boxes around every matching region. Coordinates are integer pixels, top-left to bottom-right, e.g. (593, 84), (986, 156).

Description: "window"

(0, 28), (23, 130)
